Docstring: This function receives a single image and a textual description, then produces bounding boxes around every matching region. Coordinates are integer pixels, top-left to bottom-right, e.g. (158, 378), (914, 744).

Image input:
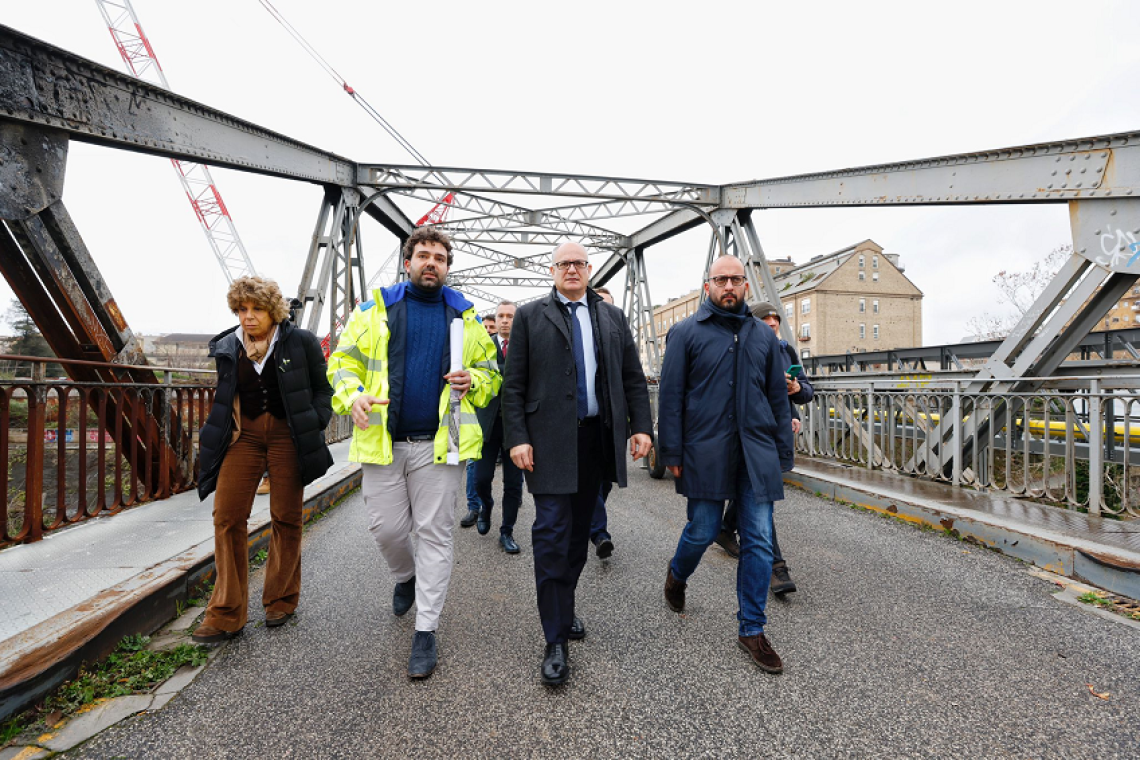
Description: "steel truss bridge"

(4, 23), (1140, 514)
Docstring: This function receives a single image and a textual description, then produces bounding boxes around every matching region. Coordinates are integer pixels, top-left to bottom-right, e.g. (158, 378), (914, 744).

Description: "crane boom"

(94, 0), (257, 283)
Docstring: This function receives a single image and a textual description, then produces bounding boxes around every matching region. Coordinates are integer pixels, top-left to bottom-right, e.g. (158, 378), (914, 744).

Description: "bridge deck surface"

(48, 462), (1140, 758)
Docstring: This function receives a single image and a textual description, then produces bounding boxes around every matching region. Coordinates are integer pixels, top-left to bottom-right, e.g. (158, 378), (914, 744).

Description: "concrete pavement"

(61, 465), (1140, 759)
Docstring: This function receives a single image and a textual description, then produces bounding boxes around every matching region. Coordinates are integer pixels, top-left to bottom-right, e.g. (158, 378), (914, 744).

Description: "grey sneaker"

(408, 630), (437, 679)
(393, 576), (416, 616)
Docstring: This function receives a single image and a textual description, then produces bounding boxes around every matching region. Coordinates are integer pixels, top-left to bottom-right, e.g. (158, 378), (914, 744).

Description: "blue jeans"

(669, 468), (775, 637)
(465, 459), (480, 512)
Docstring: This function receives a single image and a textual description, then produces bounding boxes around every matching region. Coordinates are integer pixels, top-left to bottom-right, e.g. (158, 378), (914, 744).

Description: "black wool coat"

(197, 319), (334, 500)
(502, 288), (653, 495)
(657, 301), (794, 502)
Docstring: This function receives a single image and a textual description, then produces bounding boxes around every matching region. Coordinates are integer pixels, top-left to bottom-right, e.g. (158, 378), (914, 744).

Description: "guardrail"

(2, 356), (352, 546)
(800, 376), (1140, 517)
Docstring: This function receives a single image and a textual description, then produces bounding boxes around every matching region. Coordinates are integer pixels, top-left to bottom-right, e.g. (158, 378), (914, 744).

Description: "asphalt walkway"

(61, 465), (1140, 759)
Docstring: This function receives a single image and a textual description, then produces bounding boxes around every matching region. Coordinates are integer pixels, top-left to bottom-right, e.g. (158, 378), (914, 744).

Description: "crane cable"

(258, 0), (430, 167)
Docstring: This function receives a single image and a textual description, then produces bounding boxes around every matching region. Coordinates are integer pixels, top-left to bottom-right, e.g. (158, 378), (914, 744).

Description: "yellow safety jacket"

(327, 283), (500, 465)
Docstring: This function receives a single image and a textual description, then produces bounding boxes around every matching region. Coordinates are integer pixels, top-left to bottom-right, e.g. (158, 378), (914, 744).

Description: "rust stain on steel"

(886, 504), (898, 514)
(1078, 549), (1140, 573)
(940, 517), (955, 531)
(104, 298), (127, 332)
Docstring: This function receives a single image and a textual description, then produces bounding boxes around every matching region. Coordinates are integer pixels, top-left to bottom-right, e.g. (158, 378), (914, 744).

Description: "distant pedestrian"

(715, 301), (813, 597)
(589, 286), (616, 559)
(461, 315), (500, 530)
(502, 242), (653, 686)
(659, 255), (794, 674)
(194, 276), (334, 644)
(327, 227), (500, 679)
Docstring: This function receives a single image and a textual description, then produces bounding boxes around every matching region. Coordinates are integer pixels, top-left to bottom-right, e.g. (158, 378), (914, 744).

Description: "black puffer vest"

(197, 320), (335, 499)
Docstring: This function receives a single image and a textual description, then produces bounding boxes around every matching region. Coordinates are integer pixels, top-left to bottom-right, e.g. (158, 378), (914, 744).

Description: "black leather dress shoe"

(476, 511), (491, 535)
(393, 576), (416, 617)
(568, 616), (586, 640)
(593, 535), (614, 559)
(460, 509), (479, 528)
(499, 533), (520, 554)
(541, 642), (570, 685)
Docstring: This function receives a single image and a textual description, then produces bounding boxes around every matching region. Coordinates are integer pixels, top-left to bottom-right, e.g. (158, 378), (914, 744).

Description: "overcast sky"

(4, 0), (1140, 346)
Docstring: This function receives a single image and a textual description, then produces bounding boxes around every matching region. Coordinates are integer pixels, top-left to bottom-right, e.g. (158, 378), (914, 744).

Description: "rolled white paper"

(447, 318), (464, 464)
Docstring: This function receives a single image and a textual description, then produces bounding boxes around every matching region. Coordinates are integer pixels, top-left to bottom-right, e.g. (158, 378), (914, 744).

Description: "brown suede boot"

(664, 567), (686, 613)
(738, 632), (783, 674)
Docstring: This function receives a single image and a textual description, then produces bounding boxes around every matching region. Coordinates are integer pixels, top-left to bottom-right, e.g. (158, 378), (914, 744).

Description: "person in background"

(461, 314), (500, 527)
(714, 301), (813, 598)
(589, 286), (616, 559)
(658, 256), (794, 674)
(472, 300), (524, 552)
(327, 227), (500, 679)
(194, 276), (334, 644)
(502, 242), (652, 686)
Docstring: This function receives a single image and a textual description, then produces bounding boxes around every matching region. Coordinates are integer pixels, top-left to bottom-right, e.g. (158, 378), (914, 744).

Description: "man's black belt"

(578, 416), (600, 427)
(400, 434), (435, 442)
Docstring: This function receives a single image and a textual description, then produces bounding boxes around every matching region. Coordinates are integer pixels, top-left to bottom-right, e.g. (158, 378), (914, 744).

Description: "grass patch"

(2, 634), (209, 748)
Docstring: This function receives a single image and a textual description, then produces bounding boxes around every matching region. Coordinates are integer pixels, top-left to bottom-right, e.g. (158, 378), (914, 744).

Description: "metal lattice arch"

(3, 23), (1140, 482)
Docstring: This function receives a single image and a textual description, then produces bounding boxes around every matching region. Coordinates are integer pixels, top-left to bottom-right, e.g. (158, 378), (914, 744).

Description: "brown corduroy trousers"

(203, 412), (303, 632)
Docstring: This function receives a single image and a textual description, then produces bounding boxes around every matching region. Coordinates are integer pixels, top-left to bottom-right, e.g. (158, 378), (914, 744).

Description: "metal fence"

(2, 358), (353, 546)
(799, 377), (1140, 518)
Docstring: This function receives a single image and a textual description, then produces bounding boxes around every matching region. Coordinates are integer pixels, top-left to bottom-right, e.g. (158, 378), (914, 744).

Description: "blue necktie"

(569, 302), (589, 419)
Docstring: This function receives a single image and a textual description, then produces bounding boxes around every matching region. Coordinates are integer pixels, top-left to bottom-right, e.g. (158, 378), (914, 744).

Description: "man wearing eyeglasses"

(658, 255), (794, 674)
(502, 241), (653, 686)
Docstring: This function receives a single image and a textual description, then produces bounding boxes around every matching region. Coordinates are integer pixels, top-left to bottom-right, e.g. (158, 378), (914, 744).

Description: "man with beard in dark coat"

(659, 255), (794, 674)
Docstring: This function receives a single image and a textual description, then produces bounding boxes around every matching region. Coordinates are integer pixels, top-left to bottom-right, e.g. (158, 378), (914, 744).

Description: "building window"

(872, 272), (879, 282)
(801, 323), (811, 338)
(858, 255), (865, 268)
(801, 298), (810, 315)
(785, 304), (793, 320)
(873, 324), (880, 340)
(801, 349), (810, 359)
(859, 323), (866, 339)
(859, 298), (866, 313)
(873, 299), (879, 314)
(872, 255), (879, 269)
(859, 271), (866, 282)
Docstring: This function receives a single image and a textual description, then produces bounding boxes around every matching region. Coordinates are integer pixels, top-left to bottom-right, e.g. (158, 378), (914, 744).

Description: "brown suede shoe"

(664, 567), (686, 613)
(191, 624), (242, 645)
(265, 610), (293, 628)
(738, 633), (783, 674)
(257, 476), (271, 495)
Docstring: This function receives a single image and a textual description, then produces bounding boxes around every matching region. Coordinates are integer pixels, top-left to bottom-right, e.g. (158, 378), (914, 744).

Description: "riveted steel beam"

(0, 24), (355, 185)
(362, 164), (717, 204)
(722, 133), (1140, 209)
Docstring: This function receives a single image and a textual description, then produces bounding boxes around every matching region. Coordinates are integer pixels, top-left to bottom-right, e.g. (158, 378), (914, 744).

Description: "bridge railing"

(1, 356), (352, 546)
(799, 376), (1140, 517)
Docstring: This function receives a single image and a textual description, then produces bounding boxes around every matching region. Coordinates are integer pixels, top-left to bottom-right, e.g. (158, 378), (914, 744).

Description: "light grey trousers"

(361, 442), (463, 632)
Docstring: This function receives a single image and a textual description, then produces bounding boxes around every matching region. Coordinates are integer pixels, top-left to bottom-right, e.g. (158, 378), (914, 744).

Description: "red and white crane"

(93, 0), (257, 284)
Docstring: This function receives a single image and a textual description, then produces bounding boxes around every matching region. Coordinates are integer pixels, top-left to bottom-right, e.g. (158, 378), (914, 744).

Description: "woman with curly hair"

(193, 276), (334, 643)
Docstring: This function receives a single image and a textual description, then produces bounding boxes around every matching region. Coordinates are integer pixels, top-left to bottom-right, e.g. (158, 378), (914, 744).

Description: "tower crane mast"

(93, 0), (257, 284)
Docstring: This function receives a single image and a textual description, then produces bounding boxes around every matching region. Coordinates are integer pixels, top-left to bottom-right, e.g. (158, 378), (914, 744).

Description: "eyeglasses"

(708, 275), (747, 287)
(553, 260), (590, 271)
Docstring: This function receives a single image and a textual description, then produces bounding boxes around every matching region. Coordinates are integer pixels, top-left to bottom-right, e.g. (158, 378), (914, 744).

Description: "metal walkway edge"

(787, 457), (1140, 600)
(0, 441), (360, 722)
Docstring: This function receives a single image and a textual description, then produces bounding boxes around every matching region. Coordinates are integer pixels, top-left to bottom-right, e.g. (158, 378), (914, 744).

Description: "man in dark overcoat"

(502, 241), (653, 686)
(658, 255), (794, 674)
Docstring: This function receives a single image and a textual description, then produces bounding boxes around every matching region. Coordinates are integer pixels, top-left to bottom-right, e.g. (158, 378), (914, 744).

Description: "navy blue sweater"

(391, 284), (446, 438)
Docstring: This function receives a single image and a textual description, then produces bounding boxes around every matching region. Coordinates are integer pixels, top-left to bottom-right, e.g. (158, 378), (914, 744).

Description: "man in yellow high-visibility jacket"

(328, 227), (500, 679)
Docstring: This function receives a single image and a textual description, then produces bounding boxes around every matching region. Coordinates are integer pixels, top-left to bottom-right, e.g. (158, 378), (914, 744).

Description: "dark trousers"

(532, 421), (603, 644)
(590, 480), (612, 542)
(474, 414), (524, 535)
(724, 499), (784, 564)
(205, 413), (303, 632)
